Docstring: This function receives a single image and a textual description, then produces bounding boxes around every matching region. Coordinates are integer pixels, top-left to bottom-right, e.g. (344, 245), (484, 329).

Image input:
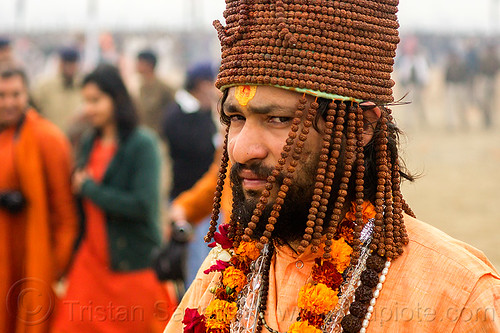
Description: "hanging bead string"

(381, 106), (409, 257)
(390, 147), (409, 257)
(382, 153), (395, 260)
(297, 100), (338, 254)
(256, 243), (275, 333)
(323, 101), (347, 259)
(205, 127), (231, 243)
(241, 95), (308, 245)
(323, 102), (357, 259)
(401, 198), (416, 218)
(341, 254), (390, 333)
(256, 97), (319, 250)
(228, 197), (242, 246)
(385, 106), (412, 256)
(351, 103), (366, 266)
(371, 116), (389, 257)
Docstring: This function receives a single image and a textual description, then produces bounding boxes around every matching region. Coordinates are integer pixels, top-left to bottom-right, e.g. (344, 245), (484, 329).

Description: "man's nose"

(230, 122), (268, 165)
(2, 95), (15, 108)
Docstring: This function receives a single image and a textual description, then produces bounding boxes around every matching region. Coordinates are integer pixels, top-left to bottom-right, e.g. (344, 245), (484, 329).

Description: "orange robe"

(52, 139), (174, 333)
(174, 155), (232, 225)
(164, 215), (500, 332)
(0, 110), (78, 333)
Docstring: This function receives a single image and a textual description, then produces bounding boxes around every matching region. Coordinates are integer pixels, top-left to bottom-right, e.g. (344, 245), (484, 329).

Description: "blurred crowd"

(0, 31), (223, 333)
(395, 34), (500, 131)
(0, 30), (499, 332)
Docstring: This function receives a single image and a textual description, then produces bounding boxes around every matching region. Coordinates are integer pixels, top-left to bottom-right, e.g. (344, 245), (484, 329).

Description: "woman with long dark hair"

(52, 64), (174, 332)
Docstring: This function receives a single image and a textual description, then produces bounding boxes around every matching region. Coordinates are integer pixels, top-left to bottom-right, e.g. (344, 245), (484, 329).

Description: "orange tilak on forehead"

(234, 85), (257, 107)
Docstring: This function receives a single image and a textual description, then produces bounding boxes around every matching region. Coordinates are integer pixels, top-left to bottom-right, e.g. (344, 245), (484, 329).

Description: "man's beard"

(230, 154), (320, 243)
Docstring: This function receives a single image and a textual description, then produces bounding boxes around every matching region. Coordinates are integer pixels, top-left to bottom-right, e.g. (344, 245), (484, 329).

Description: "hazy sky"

(0, 0), (497, 34)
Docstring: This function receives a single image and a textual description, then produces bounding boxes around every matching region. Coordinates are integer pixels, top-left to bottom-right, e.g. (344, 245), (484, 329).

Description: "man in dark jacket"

(162, 62), (219, 200)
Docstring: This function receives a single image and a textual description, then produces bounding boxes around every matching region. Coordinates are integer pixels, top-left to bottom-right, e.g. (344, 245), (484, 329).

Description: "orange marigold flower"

(338, 226), (354, 243)
(235, 240), (261, 261)
(345, 201), (376, 223)
(204, 299), (238, 329)
(328, 237), (353, 273)
(311, 258), (343, 290)
(287, 320), (323, 333)
(299, 309), (325, 327)
(222, 266), (247, 293)
(297, 283), (338, 315)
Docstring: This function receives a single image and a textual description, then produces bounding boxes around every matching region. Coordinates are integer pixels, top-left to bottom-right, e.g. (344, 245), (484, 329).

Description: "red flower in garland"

(182, 308), (206, 333)
(204, 260), (231, 274)
(311, 258), (343, 290)
(208, 224), (233, 249)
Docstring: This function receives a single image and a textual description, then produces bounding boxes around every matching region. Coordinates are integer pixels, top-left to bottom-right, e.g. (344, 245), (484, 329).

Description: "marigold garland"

(328, 237), (353, 273)
(287, 321), (323, 333)
(204, 299), (238, 330)
(235, 239), (261, 262)
(182, 202), (376, 333)
(297, 283), (339, 315)
(222, 266), (247, 293)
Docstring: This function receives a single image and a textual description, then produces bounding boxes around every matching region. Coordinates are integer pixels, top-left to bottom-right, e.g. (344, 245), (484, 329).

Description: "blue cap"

(0, 37), (11, 48)
(59, 47), (80, 62)
(185, 61), (217, 91)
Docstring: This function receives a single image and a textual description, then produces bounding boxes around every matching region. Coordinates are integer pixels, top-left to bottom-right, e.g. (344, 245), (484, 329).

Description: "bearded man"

(164, 1), (500, 332)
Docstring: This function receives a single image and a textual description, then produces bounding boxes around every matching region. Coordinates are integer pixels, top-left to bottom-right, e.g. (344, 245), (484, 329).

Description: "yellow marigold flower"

(222, 266), (247, 293)
(204, 299), (238, 328)
(329, 237), (353, 273)
(297, 283), (338, 315)
(235, 240), (261, 261)
(287, 320), (323, 333)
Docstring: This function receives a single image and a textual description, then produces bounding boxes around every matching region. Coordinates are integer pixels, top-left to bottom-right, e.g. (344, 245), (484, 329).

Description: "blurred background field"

(1, 0), (499, 269)
(393, 71), (500, 270)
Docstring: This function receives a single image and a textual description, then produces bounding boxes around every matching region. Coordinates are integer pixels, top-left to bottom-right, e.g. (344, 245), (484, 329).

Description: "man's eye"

(269, 116), (291, 124)
(229, 114), (245, 122)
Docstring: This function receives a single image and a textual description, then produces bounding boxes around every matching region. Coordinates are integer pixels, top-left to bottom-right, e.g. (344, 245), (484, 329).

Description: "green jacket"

(78, 127), (162, 272)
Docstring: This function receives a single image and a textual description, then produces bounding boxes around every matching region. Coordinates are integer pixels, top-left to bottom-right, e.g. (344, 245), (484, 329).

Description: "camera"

(171, 220), (194, 243)
(0, 191), (26, 213)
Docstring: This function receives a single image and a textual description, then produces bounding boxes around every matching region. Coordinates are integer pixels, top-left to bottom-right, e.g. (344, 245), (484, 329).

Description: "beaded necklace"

(182, 202), (391, 333)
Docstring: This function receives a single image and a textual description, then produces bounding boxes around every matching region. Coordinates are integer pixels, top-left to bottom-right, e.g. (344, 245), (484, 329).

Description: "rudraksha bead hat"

(214, 0), (400, 103)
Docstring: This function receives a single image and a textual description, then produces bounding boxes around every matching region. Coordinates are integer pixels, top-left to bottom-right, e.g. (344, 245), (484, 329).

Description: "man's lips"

(239, 170), (267, 190)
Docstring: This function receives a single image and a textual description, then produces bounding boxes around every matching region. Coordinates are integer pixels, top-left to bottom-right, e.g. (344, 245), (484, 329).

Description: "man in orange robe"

(164, 1), (500, 333)
(0, 67), (78, 333)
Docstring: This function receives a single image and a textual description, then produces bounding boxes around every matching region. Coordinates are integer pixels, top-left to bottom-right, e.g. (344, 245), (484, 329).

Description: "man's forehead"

(225, 85), (309, 112)
(0, 75), (25, 87)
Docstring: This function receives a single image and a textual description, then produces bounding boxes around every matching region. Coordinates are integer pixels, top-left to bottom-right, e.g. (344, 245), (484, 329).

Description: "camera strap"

(11, 113), (27, 189)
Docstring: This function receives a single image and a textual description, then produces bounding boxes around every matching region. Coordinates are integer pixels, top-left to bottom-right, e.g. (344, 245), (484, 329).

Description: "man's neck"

(0, 111), (27, 134)
(277, 204), (352, 253)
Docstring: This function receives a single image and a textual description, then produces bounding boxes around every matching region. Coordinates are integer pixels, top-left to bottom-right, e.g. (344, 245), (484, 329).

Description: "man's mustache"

(230, 162), (275, 181)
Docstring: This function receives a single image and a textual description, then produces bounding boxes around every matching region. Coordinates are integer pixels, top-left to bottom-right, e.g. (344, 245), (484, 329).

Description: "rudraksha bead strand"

(258, 97), (319, 250)
(298, 100), (337, 254)
(325, 103), (357, 259)
(371, 117), (389, 257)
(256, 243), (275, 333)
(323, 101), (347, 259)
(205, 127), (230, 243)
(391, 156), (409, 257)
(351, 103), (366, 265)
(230, 197), (246, 248)
(242, 95), (307, 244)
(382, 155), (395, 259)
